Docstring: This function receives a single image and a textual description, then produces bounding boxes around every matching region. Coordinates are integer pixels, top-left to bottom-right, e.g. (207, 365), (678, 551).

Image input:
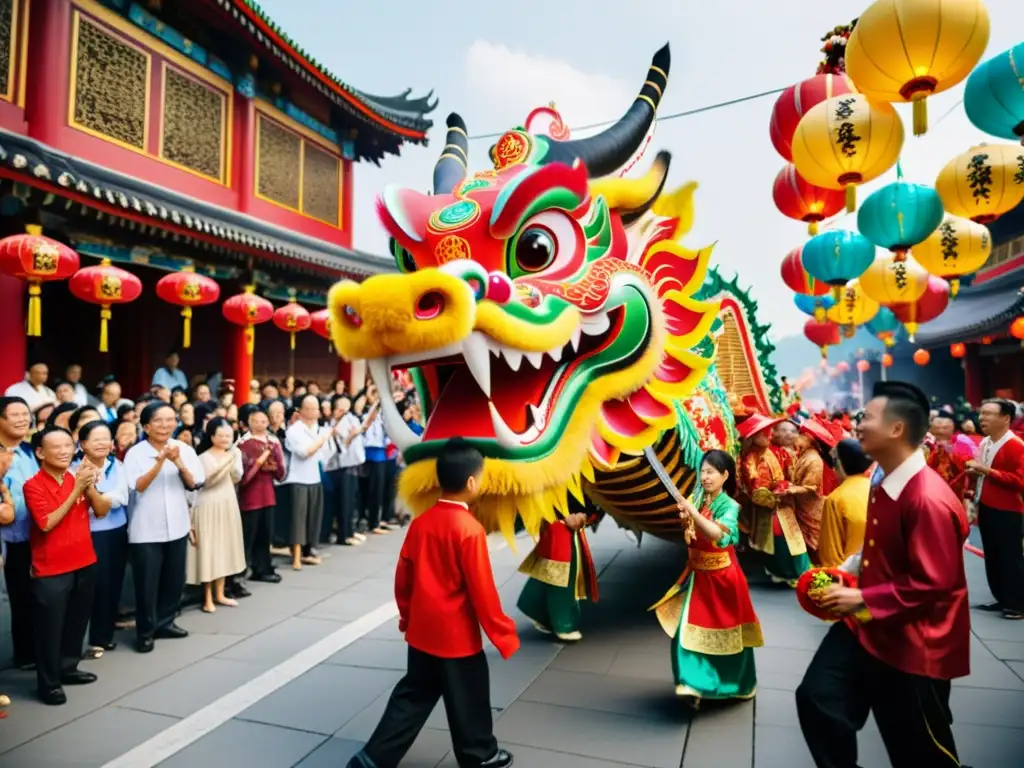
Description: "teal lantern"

(800, 230), (875, 300)
(793, 293), (836, 323)
(865, 306), (901, 348)
(964, 43), (1024, 145)
(857, 177), (944, 256)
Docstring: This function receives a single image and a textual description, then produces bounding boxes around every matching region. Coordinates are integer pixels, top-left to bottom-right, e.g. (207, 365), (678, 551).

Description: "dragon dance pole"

(858, 367), (865, 409)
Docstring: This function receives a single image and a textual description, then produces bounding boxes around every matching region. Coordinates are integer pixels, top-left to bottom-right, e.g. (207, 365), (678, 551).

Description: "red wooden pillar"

(341, 161), (354, 248)
(0, 275), (26, 390)
(223, 322), (253, 402)
(25, 0), (72, 146)
(237, 93), (257, 215)
(964, 343), (984, 406)
(336, 357), (351, 389)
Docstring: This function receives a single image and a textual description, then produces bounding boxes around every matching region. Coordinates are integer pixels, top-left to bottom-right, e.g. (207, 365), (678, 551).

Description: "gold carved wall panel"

(715, 309), (757, 399)
(71, 14), (150, 150)
(161, 66), (225, 181)
(256, 113), (301, 210)
(0, 0), (13, 100)
(301, 143), (340, 225)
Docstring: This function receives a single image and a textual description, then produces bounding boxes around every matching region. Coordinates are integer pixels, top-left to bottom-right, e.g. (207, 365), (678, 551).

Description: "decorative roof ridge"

(218, 0), (436, 140)
(0, 129), (397, 276)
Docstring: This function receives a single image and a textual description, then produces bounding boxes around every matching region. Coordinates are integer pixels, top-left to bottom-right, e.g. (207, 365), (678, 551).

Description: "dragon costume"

(327, 44), (740, 554)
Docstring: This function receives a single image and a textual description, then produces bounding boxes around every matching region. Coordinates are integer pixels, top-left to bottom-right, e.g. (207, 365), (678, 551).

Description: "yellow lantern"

(791, 94), (904, 213)
(845, 0), (990, 136)
(858, 253), (930, 306)
(935, 144), (1024, 225)
(910, 214), (992, 296)
(827, 278), (880, 337)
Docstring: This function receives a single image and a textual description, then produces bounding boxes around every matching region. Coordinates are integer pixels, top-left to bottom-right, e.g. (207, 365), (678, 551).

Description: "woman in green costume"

(651, 450), (763, 708)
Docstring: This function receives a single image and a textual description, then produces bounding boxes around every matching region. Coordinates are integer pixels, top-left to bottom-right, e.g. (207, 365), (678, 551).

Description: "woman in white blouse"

(186, 418), (246, 612)
(124, 402), (205, 654)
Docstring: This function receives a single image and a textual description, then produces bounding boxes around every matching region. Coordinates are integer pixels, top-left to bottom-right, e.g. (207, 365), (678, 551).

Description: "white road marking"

(103, 535), (511, 768)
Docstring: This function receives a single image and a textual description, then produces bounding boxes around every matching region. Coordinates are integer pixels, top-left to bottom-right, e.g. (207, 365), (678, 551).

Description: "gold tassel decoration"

(99, 306), (112, 353)
(26, 281), (43, 336)
(245, 325), (255, 355)
(949, 279), (960, 298)
(181, 306), (193, 349)
(912, 95), (927, 137)
(290, 331), (297, 351)
(845, 184), (856, 213)
(808, 221), (819, 236)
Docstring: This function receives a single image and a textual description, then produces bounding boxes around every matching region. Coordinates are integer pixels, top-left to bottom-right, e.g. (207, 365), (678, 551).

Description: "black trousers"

(796, 621), (959, 768)
(32, 564), (96, 692)
(355, 647), (497, 768)
(130, 536), (188, 643)
(89, 526), (128, 647)
(365, 460), (386, 529)
(273, 484), (291, 548)
(2, 539), (35, 665)
(242, 506), (275, 576)
(323, 468), (358, 542)
(978, 504), (1024, 613)
(340, 468), (360, 540)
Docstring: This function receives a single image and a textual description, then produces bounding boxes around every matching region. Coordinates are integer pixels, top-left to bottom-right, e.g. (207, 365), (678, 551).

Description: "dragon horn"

(544, 44), (670, 178)
(432, 113), (469, 195)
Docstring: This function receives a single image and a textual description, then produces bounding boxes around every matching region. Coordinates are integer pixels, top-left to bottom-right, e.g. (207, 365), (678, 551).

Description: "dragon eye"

(514, 227), (556, 273)
(390, 238), (417, 273)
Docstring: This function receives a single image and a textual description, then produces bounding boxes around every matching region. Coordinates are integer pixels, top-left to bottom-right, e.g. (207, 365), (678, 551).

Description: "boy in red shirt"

(24, 426), (110, 705)
(349, 438), (518, 768)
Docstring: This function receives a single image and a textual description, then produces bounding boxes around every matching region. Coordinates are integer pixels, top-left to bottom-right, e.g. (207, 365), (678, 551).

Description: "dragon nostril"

(415, 291), (445, 320)
(342, 305), (362, 328)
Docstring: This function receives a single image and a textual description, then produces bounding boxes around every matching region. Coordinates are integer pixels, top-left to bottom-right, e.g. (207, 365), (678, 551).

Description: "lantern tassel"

(290, 331), (297, 351)
(27, 281), (42, 336)
(808, 221), (819, 236)
(845, 185), (856, 214)
(99, 306), (112, 353)
(245, 325), (255, 356)
(912, 95), (927, 137)
(949, 279), (960, 298)
(181, 307), (193, 349)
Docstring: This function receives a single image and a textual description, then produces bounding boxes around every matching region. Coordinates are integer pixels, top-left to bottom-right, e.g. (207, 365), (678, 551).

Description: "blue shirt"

(362, 413), (387, 462)
(871, 464), (885, 486)
(71, 456), (129, 532)
(152, 367), (189, 392)
(2, 442), (40, 545)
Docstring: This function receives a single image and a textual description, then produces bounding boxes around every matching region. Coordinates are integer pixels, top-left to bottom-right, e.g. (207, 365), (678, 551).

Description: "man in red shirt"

(25, 426), (111, 705)
(349, 438), (518, 768)
(795, 381), (970, 767)
(967, 397), (1024, 620)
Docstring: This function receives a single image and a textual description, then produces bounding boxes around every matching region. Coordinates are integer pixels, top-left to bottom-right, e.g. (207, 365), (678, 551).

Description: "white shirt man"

(124, 438), (205, 543)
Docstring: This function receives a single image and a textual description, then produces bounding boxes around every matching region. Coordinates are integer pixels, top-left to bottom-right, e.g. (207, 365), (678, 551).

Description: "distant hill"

(770, 327), (888, 377)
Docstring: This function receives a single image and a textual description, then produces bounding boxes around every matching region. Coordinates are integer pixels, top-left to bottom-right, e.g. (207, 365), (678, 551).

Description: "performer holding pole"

(795, 381), (970, 767)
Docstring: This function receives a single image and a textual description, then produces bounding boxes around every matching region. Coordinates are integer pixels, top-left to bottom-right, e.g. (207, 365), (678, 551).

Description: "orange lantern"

(772, 164), (847, 235)
(836, 360), (850, 373)
(950, 342), (966, 359)
(222, 286), (274, 355)
(881, 353), (894, 368)
(913, 348), (931, 366)
(156, 265), (221, 349)
(0, 225), (80, 336)
(68, 259), (143, 352)
(1011, 316), (1024, 340)
(981, 336), (993, 345)
(273, 295), (312, 351)
(856, 359), (871, 373)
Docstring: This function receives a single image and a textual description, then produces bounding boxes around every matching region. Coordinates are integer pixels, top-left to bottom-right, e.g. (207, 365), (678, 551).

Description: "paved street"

(1, 522), (1023, 767)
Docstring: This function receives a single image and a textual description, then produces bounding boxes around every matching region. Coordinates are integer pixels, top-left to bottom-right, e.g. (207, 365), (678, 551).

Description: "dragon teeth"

(503, 348), (524, 371)
(461, 332), (492, 398)
(569, 326), (582, 352)
(581, 313), (610, 336)
(525, 351), (544, 369)
(529, 404), (546, 429)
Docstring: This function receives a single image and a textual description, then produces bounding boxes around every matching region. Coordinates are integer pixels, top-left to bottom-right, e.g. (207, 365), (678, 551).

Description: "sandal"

(301, 555), (321, 565)
(202, 605), (216, 614)
(216, 598), (238, 607)
(83, 647), (104, 660)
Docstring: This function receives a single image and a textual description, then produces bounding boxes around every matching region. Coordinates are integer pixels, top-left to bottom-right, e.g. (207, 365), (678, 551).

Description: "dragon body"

(328, 45), (749, 544)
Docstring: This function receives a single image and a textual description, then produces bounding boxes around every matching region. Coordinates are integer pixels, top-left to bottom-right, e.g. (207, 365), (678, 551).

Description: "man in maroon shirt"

(24, 426), (111, 705)
(796, 381), (970, 767)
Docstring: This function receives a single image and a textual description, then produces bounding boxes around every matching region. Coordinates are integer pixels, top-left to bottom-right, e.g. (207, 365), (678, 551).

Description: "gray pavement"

(1, 523), (1022, 767)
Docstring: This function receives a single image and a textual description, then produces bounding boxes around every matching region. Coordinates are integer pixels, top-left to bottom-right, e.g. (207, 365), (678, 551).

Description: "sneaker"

(479, 749), (514, 768)
(1002, 610), (1024, 621)
(344, 537), (364, 546)
(556, 630), (582, 642)
(354, 532), (367, 542)
(531, 621), (551, 635)
(976, 601), (1003, 612)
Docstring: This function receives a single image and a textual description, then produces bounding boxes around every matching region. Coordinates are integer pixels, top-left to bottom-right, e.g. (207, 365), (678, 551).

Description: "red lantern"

(781, 246), (829, 296)
(222, 286), (274, 355)
(310, 308), (331, 340)
(913, 348), (931, 366)
(890, 276), (950, 342)
(273, 298), (312, 351)
(156, 266), (221, 349)
(68, 259), (143, 352)
(804, 319), (841, 358)
(856, 359), (870, 373)
(773, 164), (846, 235)
(949, 342), (966, 359)
(881, 353), (893, 368)
(769, 74), (858, 161)
(0, 225), (80, 336)
(1010, 316), (1024, 340)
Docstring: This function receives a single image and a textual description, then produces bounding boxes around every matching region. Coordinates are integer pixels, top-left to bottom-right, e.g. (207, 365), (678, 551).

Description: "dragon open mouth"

(368, 307), (624, 457)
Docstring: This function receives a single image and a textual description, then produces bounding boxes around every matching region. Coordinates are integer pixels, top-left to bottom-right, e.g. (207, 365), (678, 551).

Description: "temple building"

(0, 0), (435, 396)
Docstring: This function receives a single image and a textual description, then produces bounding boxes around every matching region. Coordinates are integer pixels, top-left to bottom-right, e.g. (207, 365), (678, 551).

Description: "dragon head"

(329, 44), (720, 538)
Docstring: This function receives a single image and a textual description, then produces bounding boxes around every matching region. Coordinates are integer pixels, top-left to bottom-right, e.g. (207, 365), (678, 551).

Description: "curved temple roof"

(217, 0), (436, 144)
(915, 270), (1024, 346)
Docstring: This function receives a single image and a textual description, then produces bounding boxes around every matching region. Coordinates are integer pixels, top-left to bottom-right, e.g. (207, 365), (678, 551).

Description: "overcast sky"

(258, 0), (1023, 341)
